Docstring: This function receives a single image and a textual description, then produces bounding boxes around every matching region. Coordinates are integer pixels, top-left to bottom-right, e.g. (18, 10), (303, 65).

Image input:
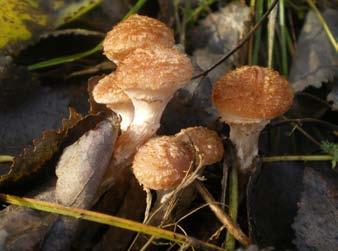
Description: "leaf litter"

(0, 1), (338, 251)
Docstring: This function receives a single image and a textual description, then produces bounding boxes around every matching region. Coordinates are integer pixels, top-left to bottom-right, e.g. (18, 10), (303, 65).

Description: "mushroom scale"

(103, 14), (175, 64)
(132, 127), (224, 190)
(132, 136), (194, 190)
(212, 65), (294, 173)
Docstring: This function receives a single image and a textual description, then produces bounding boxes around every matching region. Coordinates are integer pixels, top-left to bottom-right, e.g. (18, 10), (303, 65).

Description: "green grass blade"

(224, 165), (239, 251)
(0, 155), (14, 163)
(279, 0), (288, 75)
(28, 42), (103, 70)
(252, 0), (264, 65)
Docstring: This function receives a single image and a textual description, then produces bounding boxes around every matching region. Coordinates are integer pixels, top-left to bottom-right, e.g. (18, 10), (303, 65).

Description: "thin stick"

(0, 193), (224, 251)
(0, 155), (14, 163)
(262, 155), (333, 162)
(192, 0), (279, 79)
(268, 118), (338, 131)
(195, 181), (251, 247)
(282, 116), (321, 147)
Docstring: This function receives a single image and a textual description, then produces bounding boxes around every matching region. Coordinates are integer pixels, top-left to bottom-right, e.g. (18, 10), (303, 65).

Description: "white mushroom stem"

(113, 90), (172, 166)
(229, 121), (268, 173)
(108, 102), (134, 131)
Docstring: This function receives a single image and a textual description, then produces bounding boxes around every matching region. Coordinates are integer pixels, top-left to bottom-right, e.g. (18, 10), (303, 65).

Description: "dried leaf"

(327, 80), (338, 110)
(0, 109), (112, 190)
(0, 180), (57, 251)
(289, 9), (338, 93)
(292, 166), (338, 250)
(191, 2), (251, 82)
(93, 175), (145, 251)
(55, 118), (119, 207)
(247, 162), (304, 250)
(0, 108), (82, 189)
(0, 0), (101, 56)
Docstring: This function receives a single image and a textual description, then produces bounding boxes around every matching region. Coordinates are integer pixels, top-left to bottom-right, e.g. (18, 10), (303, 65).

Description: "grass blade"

(0, 193), (224, 251)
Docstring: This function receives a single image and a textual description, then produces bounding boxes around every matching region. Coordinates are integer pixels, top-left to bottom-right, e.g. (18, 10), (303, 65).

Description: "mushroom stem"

(108, 102), (134, 131)
(113, 93), (172, 166)
(229, 121), (268, 173)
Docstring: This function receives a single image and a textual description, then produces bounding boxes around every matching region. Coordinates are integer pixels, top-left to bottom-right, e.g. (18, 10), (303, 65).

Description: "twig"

(195, 181), (251, 248)
(262, 155), (333, 162)
(0, 155), (14, 163)
(282, 116), (321, 146)
(268, 118), (338, 131)
(224, 164), (239, 250)
(296, 92), (332, 109)
(192, 0), (279, 79)
(0, 193), (224, 251)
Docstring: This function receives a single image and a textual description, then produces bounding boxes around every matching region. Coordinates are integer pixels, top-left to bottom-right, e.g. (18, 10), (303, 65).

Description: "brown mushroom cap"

(115, 46), (193, 96)
(103, 14), (175, 63)
(93, 73), (130, 105)
(176, 126), (224, 166)
(212, 66), (294, 123)
(132, 136), (194, 190)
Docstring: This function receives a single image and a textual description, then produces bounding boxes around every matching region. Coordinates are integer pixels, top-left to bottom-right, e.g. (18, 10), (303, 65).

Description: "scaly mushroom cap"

(176, 127), (224, 166)
(115, 46), (193, 99)
(103, 14), (175, 63)
(132, 136), (194, 190)
(93, 73), (130, 105)
(212, 66), (294, 123)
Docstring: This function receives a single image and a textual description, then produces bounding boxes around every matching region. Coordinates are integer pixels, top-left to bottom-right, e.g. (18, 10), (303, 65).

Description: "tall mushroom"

(112, 46), (193, 166)
(93, 14), (175, 130)
(103, 14), (175, 65)
(93, 73), (134, 131)
(132, 127), (224, 190)
(212, 66), (294, 173)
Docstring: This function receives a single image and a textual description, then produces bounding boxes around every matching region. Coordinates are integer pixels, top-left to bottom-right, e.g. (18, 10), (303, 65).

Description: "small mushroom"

(112, 46), (193, 166)
(132, 127), (224, 190)
(93, 73), (134, 131)
(212, 65), (294, 173)
(176, 126), (224, 166)
(103, 14), (175, 64)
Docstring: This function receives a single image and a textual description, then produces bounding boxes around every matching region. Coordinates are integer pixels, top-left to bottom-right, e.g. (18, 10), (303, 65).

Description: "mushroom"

(103, 14), (175, 65)
(132, 127), (224, 190)
(212, 65), (294, 173)
(112, 46), (193, 166)
(93, 73), (134, 131)
(176, 126), (224, 166)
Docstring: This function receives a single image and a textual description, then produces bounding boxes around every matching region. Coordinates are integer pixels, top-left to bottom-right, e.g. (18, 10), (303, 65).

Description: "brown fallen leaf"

(0, 108), (82, 189)
(289, 9), (338, 109)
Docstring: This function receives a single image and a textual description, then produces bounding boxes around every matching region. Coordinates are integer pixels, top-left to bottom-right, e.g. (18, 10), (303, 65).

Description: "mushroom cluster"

(132, 127), (224, 190)
(93, 14), (193, 166)
(212, 65), (294, 173)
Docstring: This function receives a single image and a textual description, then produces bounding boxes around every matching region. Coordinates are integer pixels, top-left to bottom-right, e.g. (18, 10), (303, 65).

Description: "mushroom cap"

(103, 14), (175, 63)
(132, 136), (194, 190)
(93, 73), (130, 105)
(115, 46), (193, 94)
(176, 126), (224, 166)
(212, 66), (294, 123)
